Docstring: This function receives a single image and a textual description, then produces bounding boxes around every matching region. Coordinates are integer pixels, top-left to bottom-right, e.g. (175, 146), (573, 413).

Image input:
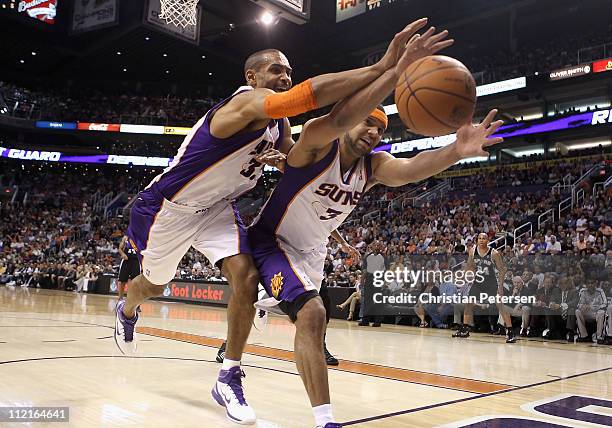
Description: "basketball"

(395, 55), (477, 136)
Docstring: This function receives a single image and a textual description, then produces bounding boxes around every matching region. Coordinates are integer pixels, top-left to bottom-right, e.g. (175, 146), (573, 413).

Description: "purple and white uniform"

(127, 86), (284, 284)
(249, 141), (371, 302)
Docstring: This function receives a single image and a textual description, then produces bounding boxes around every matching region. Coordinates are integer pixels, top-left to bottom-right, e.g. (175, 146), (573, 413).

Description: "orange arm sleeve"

(263, 79), (318, 119)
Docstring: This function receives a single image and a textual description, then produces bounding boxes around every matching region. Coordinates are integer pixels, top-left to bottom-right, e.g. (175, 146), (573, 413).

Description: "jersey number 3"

(240, 140), (272, 180)
(319, 208), (343, 221)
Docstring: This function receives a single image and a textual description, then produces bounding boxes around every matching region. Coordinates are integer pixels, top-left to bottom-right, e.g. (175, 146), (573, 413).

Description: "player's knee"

(225, 264), (258, 302)
(296, 298), (326, 333)
(135, 274), (166, 295)
(223, 256), (259, 283)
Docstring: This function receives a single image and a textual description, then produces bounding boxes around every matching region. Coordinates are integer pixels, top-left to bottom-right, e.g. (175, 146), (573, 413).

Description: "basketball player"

(215, 229), (358, 366)
(452, 233), (516, 343)
(117, 235), (140, 300)
(246, 32), (504, 427)
(115, 18), (433, 425)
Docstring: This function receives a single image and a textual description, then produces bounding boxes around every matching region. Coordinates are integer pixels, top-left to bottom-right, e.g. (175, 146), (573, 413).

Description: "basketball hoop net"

(158, 0), (198, 28)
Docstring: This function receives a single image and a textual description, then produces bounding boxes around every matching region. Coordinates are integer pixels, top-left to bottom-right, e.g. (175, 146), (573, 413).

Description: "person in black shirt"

(453, 233), (516, 343)
(117, 236), (141, 300)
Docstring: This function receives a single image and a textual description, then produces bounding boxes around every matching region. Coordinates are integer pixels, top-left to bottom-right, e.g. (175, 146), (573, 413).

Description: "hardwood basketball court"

(1, 288), (610, 427)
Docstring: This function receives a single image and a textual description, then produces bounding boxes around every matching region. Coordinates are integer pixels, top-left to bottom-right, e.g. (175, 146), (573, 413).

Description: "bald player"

(246, 26), (504, 427)
(115, 19), (431, 425)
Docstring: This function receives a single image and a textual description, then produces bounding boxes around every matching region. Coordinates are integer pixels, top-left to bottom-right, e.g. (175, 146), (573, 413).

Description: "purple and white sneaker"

(114, 299), (138, 355)
(211, 366), (256, 425)
(317, 423), (342, 428)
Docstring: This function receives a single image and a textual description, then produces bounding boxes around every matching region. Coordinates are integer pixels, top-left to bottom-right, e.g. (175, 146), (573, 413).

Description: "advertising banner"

(72, 0), (118, 33)
(476, 77), (526, 97)
(0, 147), (61, 161)
(0, 146), (173, 167)
(36, 121), (77, 129)
(163, 126), (191, 135)
(77, 122), (121, 132)
(160, 281), (230, 305)
(549, 64), (591, 81)
(593, 58), (612, 73)
(376, 107), (612, 155)
(336, 0), (366, 22)
(119, 124), (165, 134)
(17, 0), (57, 24)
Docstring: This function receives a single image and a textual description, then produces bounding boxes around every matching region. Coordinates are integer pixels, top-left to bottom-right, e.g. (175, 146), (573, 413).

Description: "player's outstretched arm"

(369, 109), (504, 187)
(308, 18), (430, 108)
(210, 19), (432, 139)
(294, 26), (452, 154)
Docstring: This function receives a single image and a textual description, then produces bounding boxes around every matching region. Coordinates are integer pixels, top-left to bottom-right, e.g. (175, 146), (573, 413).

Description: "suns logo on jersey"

(314, 183), (362, 206)
(270, 272), (284, 298)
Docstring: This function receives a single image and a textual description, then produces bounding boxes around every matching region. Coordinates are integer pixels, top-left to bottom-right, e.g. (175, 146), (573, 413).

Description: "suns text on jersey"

(314, 183), (362, 206)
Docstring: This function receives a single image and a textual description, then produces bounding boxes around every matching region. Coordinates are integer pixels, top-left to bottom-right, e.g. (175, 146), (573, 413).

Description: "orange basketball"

(394, 55), (476, 136)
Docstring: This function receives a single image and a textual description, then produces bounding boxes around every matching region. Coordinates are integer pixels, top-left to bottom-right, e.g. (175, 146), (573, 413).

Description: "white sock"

(222, 358), (240, 371)
(313, 403), (334, 426)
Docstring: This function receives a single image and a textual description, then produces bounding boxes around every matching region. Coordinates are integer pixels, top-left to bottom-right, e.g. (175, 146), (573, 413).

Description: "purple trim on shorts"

(231, 201), (252, 256)
(252, 141), (338, 235)
(126, 189), (164, 263)
(249, 228), (308, 302)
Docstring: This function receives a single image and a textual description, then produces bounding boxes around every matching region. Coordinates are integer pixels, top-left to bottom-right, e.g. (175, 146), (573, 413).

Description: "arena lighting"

(503, 148), (544, 157)
(566, 138), (612, 151)
(518, 113), (544, 121)
(259, 11), (278, 25)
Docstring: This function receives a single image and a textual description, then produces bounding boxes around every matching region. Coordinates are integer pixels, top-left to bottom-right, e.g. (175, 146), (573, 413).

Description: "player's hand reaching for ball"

(255, 149), (287, 172)
(393, 26), (454, 78)
(376, 18), (429, 72)
(453, 109), (504, 158)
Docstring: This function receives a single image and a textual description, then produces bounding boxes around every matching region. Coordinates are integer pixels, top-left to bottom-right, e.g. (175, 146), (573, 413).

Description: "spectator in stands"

(546, 235), (562, 255)
(546, 275), (579, 340)
(502, 276), (533, 336)
(524, 273), (557, 336)
(414, 279), (440, 328)
(336, 274), (361, 321)
(423, 277), (455, 329)
(575, 277), (608, 343)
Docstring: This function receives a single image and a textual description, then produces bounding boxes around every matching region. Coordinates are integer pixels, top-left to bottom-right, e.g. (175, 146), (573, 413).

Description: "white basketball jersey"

(253, 141), (372, 251)
(146, 86), (283, 207)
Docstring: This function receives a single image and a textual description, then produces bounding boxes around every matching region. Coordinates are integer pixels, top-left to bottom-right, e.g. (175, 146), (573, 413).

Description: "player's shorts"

(468, 280), (499, 303)
(118, 257), (141, 282)
(126, 184), (250, 285)
(249, 227), (326, 303)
